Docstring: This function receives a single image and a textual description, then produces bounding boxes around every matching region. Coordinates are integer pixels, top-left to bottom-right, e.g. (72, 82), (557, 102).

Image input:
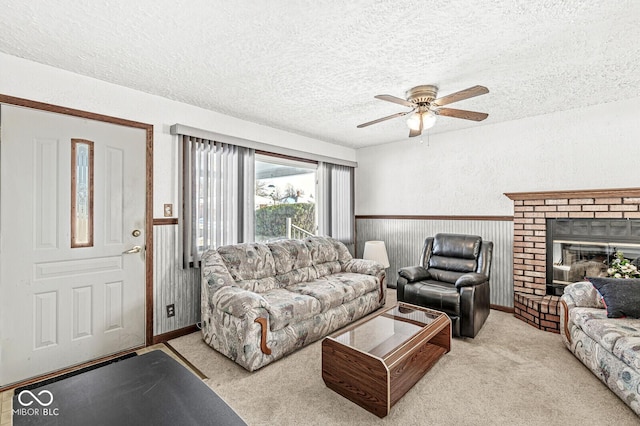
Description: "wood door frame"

(0, 94), (154, 348)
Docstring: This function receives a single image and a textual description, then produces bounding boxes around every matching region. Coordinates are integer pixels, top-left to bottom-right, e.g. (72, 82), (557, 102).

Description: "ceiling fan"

(357, 85), (489, 137)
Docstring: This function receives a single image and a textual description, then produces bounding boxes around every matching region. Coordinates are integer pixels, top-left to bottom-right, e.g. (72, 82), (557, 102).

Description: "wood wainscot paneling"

(152, 220), (201, 337)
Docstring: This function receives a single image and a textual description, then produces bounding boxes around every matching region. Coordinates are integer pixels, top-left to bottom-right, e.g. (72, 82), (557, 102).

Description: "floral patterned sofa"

(560, 281), (640, 415)
(201, 236), (387, 371)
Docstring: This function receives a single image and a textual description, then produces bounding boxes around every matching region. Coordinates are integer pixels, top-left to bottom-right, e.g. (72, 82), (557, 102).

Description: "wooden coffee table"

(322, 302), (451, 418)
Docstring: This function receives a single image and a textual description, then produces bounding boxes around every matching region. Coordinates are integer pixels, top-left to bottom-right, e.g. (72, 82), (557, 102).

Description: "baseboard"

(152, 324), (200, 345)
(491, 304), (515, 313)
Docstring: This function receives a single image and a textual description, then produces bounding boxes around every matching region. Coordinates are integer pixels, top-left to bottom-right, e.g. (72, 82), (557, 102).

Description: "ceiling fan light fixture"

(406, 112), (422, 131)
(421, 110), (437, 129)
(357, 85), (488, 137)
(406, 110), (436, 131)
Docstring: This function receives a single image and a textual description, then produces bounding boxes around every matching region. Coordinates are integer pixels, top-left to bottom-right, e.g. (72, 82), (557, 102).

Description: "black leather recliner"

(397, 233), (493, 338)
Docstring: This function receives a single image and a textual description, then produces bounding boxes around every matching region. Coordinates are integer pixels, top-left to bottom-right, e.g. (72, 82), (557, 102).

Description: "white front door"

(0, 104), (147, 386)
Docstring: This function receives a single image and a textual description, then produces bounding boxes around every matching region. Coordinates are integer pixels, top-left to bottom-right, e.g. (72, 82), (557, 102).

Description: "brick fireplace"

(505, 188), (640, 333)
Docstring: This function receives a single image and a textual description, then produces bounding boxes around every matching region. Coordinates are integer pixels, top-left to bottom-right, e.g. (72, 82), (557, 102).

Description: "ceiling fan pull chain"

(420, 130), (430, 146)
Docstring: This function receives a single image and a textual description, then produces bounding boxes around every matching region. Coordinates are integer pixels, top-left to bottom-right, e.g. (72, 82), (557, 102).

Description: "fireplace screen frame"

(546, 219), (640, 296)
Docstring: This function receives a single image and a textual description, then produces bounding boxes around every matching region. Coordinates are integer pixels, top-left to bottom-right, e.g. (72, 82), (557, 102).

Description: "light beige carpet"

(169, 291), (638, 425)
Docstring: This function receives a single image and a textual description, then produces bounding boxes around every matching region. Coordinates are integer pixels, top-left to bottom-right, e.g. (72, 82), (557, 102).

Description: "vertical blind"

(178, 131), (354, 266)
(318, 162), (355, 245)
(180, 135), (254, 267)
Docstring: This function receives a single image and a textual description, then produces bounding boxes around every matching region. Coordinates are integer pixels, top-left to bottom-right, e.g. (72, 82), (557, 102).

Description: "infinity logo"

(17, 390), (54, 407)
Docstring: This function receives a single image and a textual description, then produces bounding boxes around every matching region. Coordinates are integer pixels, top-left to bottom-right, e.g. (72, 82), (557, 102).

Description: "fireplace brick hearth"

(505, 188), (640, 333)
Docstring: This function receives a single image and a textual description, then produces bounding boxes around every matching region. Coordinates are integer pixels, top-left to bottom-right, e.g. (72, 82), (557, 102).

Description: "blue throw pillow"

(587, 277), (640, 319)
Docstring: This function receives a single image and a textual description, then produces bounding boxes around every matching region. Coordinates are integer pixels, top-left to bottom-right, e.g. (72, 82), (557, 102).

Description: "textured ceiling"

(1, 1), (639, 148)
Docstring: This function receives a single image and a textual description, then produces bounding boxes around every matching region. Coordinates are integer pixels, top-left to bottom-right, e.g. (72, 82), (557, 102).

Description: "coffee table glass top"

(330, 303), (444, 359)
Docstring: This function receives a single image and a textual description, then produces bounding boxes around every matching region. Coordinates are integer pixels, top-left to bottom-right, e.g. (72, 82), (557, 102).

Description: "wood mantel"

(504, 187), (640, 201)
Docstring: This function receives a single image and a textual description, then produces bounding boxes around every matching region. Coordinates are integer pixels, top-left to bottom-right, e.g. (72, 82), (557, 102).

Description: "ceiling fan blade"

(432, 85), (489, 107)
(436, 108), (488, 121)
(357, 110), (412, 128)
(374, 94), (416, 108)
(409, 128), (421, 137)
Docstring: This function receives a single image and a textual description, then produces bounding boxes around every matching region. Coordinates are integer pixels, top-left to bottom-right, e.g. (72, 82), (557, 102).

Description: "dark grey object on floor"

(13, 350), (246, 426)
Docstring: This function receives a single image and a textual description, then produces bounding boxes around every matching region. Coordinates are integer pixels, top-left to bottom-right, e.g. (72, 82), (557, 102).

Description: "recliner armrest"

(455, 272), (488, 288)
(398, 266), (431, 283)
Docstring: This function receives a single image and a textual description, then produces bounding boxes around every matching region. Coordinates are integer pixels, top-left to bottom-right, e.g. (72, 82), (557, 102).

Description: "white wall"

(356, 96), (640, 216)
(0, 53), (356, 217)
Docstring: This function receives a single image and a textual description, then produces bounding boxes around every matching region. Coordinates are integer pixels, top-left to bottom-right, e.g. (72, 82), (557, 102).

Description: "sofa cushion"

(287, 280), (346, 312)
(268, 239), (318, 286)
(303, 236), (355, 278)
(267, 239), (313, 274)
(304, 236), (339, 264)
(571, 306), (640, 353)
(260, 288), (322, 332)
(274, 267), (319, 287)
(328, 237), (353, 265)
(612, 336), (640, 371)
(234, 277), (279, 293)
(588, 277), (640, 318)
(217, 243), (276, 281)
(313, 261), (342, 278)
(286, 273), (372, 313)
(322, 273), (379, 299)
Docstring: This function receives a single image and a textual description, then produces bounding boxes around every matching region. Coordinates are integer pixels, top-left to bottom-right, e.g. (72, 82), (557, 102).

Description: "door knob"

(122, 245), (142, 254)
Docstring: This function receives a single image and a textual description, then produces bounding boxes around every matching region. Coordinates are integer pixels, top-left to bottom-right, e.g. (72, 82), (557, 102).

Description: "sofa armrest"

(211, 286), (270, 318)
(562, 281), (604, 309)
(343, 258), (387, 303)
(398, 266), (431, 283)
(343, 258), (385, 276)
(201, 249), (238, 289)
(455, 272), (488, 289)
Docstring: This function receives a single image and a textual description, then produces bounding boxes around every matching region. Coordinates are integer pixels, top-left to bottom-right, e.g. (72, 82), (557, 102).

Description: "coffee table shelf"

(322, 302), (451, 418)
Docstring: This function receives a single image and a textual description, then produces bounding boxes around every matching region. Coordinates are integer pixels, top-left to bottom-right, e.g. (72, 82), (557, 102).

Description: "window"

(255, 154), (317, 242)
(179, 135), (254, 266)
(71, 139), (94, 248)
(175, 127), (355, 265)
(317, 162), (355, 247)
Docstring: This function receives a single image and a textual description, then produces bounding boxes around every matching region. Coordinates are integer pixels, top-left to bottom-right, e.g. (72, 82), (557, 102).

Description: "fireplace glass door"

(546, 219), (640, 296)
(550, 240), (640, 293)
